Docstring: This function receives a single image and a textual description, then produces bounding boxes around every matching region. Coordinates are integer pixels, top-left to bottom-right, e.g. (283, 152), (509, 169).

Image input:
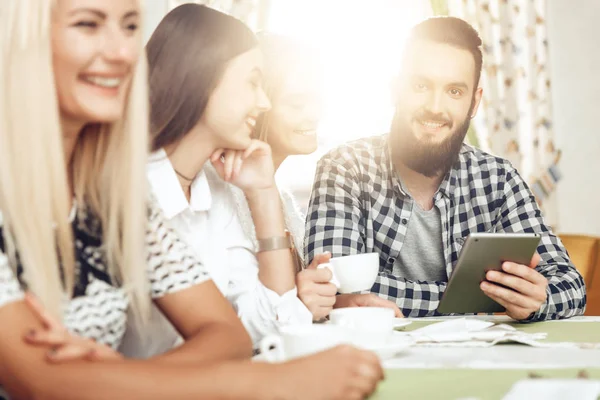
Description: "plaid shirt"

(305, 135), (586, 320)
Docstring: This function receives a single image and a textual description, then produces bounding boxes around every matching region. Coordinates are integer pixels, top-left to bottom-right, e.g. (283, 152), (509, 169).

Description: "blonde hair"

(0, 0), (150, 321)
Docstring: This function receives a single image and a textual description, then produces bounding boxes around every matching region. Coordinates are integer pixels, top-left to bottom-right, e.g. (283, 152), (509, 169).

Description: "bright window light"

(266, 0), (432, 199)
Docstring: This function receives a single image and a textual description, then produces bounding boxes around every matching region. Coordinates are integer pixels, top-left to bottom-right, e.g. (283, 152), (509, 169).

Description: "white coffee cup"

(329, 307), (395, 349)
(258, 324), (349, 362)
(317, 253), (379, 293)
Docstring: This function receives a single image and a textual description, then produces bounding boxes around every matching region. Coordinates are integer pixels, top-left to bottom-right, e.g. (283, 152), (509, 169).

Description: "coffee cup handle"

(317, 263), (340, 288)
(258, 335), (285, 362)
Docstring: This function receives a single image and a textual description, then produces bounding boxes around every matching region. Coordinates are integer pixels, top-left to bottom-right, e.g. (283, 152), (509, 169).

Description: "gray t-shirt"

(393, 203), (447, 282)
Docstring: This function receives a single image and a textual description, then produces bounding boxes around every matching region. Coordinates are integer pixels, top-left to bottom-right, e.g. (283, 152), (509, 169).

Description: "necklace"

(174, 168), (194, 182)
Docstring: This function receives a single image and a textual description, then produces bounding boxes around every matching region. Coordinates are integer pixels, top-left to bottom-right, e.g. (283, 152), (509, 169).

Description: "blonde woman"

(1, 1), (383, 399)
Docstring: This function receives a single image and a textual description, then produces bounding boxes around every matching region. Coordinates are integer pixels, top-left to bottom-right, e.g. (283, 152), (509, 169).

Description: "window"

(266, 0), (432, 211)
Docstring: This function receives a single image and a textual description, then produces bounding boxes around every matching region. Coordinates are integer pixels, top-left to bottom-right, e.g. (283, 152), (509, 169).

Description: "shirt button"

(401, 218), (408, 225)
(388, 257), (395, 264)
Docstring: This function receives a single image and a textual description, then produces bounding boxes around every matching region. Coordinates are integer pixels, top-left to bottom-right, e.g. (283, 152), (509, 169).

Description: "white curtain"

(448, 0), (561, 228)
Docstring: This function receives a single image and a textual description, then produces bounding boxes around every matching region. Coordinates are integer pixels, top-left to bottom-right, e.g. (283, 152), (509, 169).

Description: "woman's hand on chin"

(210, 140), (276, 193)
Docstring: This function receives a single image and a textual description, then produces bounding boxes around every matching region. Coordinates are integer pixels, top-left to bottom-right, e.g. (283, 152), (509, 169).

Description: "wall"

(145, 0), (169, 42)
(547, 0), (600, 236)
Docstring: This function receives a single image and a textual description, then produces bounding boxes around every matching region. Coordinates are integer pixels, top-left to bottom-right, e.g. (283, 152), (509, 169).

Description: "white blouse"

(143, 150), (312, 348)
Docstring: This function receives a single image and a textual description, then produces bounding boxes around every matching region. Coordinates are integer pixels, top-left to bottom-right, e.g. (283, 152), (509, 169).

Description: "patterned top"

(305, 135), (586, 320)
(0, 201), (210, 350)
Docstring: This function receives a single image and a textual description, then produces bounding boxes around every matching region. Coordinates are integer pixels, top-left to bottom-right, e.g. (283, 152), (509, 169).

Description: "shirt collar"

(147, 149), (212, 220)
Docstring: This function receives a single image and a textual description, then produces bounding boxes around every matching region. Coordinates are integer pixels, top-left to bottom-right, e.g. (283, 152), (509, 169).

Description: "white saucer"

(252, 352), (279, 363)
(361, 331), (415, 360)
(393, 318), (412, 329)
(324, 318), (412, 329)
(252, 332), (414, 363)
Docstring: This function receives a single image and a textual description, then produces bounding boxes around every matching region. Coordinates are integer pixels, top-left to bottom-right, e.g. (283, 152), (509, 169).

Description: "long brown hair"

(146, 4), (258, 151)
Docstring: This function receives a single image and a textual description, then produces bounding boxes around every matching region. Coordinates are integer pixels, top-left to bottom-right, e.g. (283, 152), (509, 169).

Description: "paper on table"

(502, 379), (600, 400)
(401, 318), (549, 347)
(410, 318), (495, 335)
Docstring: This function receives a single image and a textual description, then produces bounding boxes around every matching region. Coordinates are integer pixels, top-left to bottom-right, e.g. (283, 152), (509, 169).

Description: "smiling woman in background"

(0, 1), (382, 399)
(225, 33), (403, 320)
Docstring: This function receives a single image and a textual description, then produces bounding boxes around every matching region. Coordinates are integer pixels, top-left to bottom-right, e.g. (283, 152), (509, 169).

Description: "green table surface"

(373, 368), (600, 400)
(373, 319), (600, 398)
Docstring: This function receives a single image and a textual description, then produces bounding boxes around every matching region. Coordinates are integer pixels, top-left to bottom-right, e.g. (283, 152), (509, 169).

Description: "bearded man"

(304, 17), (585, 321)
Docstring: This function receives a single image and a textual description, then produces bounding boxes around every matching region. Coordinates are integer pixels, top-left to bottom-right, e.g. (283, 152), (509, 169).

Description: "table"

(374, 316), (600, 399)
(373, 368), (600, 400)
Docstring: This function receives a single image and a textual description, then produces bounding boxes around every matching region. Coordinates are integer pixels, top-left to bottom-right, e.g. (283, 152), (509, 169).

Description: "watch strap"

(257, 231), (294, 253)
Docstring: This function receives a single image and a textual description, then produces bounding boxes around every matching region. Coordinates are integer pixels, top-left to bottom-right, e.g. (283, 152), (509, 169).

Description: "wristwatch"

(257, 230), (294, 253)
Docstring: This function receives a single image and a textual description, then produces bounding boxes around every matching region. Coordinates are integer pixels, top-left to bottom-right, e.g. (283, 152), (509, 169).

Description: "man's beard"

(390, 107), (472, 178)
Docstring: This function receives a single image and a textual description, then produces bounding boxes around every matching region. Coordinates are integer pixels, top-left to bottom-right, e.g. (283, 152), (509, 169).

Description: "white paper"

(403, 318), (550, 347)
(503, 379), (600, 400)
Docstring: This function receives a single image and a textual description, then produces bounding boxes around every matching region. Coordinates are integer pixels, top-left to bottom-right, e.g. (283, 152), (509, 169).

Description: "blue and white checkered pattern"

(305, 135), (586, 320)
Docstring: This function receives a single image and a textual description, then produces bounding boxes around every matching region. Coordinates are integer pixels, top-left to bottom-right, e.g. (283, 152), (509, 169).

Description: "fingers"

(352, 351), (384, 398)
(87, 344), (124, 361)
(306, 252), (332, 270)
(480, 289), (532, 320)
(333, 293), (353, 309)
(210, 150), (244, 181)
(318, 301), (335, 319)
(223, 151), (237, 181)
(46, 342), (95, 363)
(317, 293), (337, 307)
(529, 252), (542, 269)
(24, 327), (70, 347)
(242, 140), (271, 160)
(210, 148), (225, 162)
(358, 350), (384, 381)
(298, 280), (337, 320)
(232, 152), (244, 180)
(480, 281), (541, 310)
(485, 269), (537, 295)
(45, 340), (122, 363)
(501, 262), (547, 285)
(300, 289), (336, 307)
(24, 293), (62, 330)
(359, 294), (403, 317)
(314, 283), (339, 297)
(298, 268), (334, 284)
(312, 306), (334, 321)
(210, 153), (226, 177)
(308, 303), (335, 321)
(393, 308), (404, 318)
(297, 275), (338, 296)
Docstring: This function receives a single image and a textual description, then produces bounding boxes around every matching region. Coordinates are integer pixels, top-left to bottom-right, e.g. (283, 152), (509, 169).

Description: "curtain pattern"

(446, 0), (561, 227)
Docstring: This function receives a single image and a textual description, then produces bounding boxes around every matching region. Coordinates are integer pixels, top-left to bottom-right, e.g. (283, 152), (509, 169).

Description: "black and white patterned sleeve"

(496, 166), (586, 320)
(305, 149), (449, 318)
(146, 201), (210, 299)
(0, 251), (24, 309)
(305, 152), (367, 262)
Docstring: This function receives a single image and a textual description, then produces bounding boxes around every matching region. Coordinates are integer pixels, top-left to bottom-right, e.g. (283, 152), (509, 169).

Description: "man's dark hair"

(405, 16), (483, 87)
